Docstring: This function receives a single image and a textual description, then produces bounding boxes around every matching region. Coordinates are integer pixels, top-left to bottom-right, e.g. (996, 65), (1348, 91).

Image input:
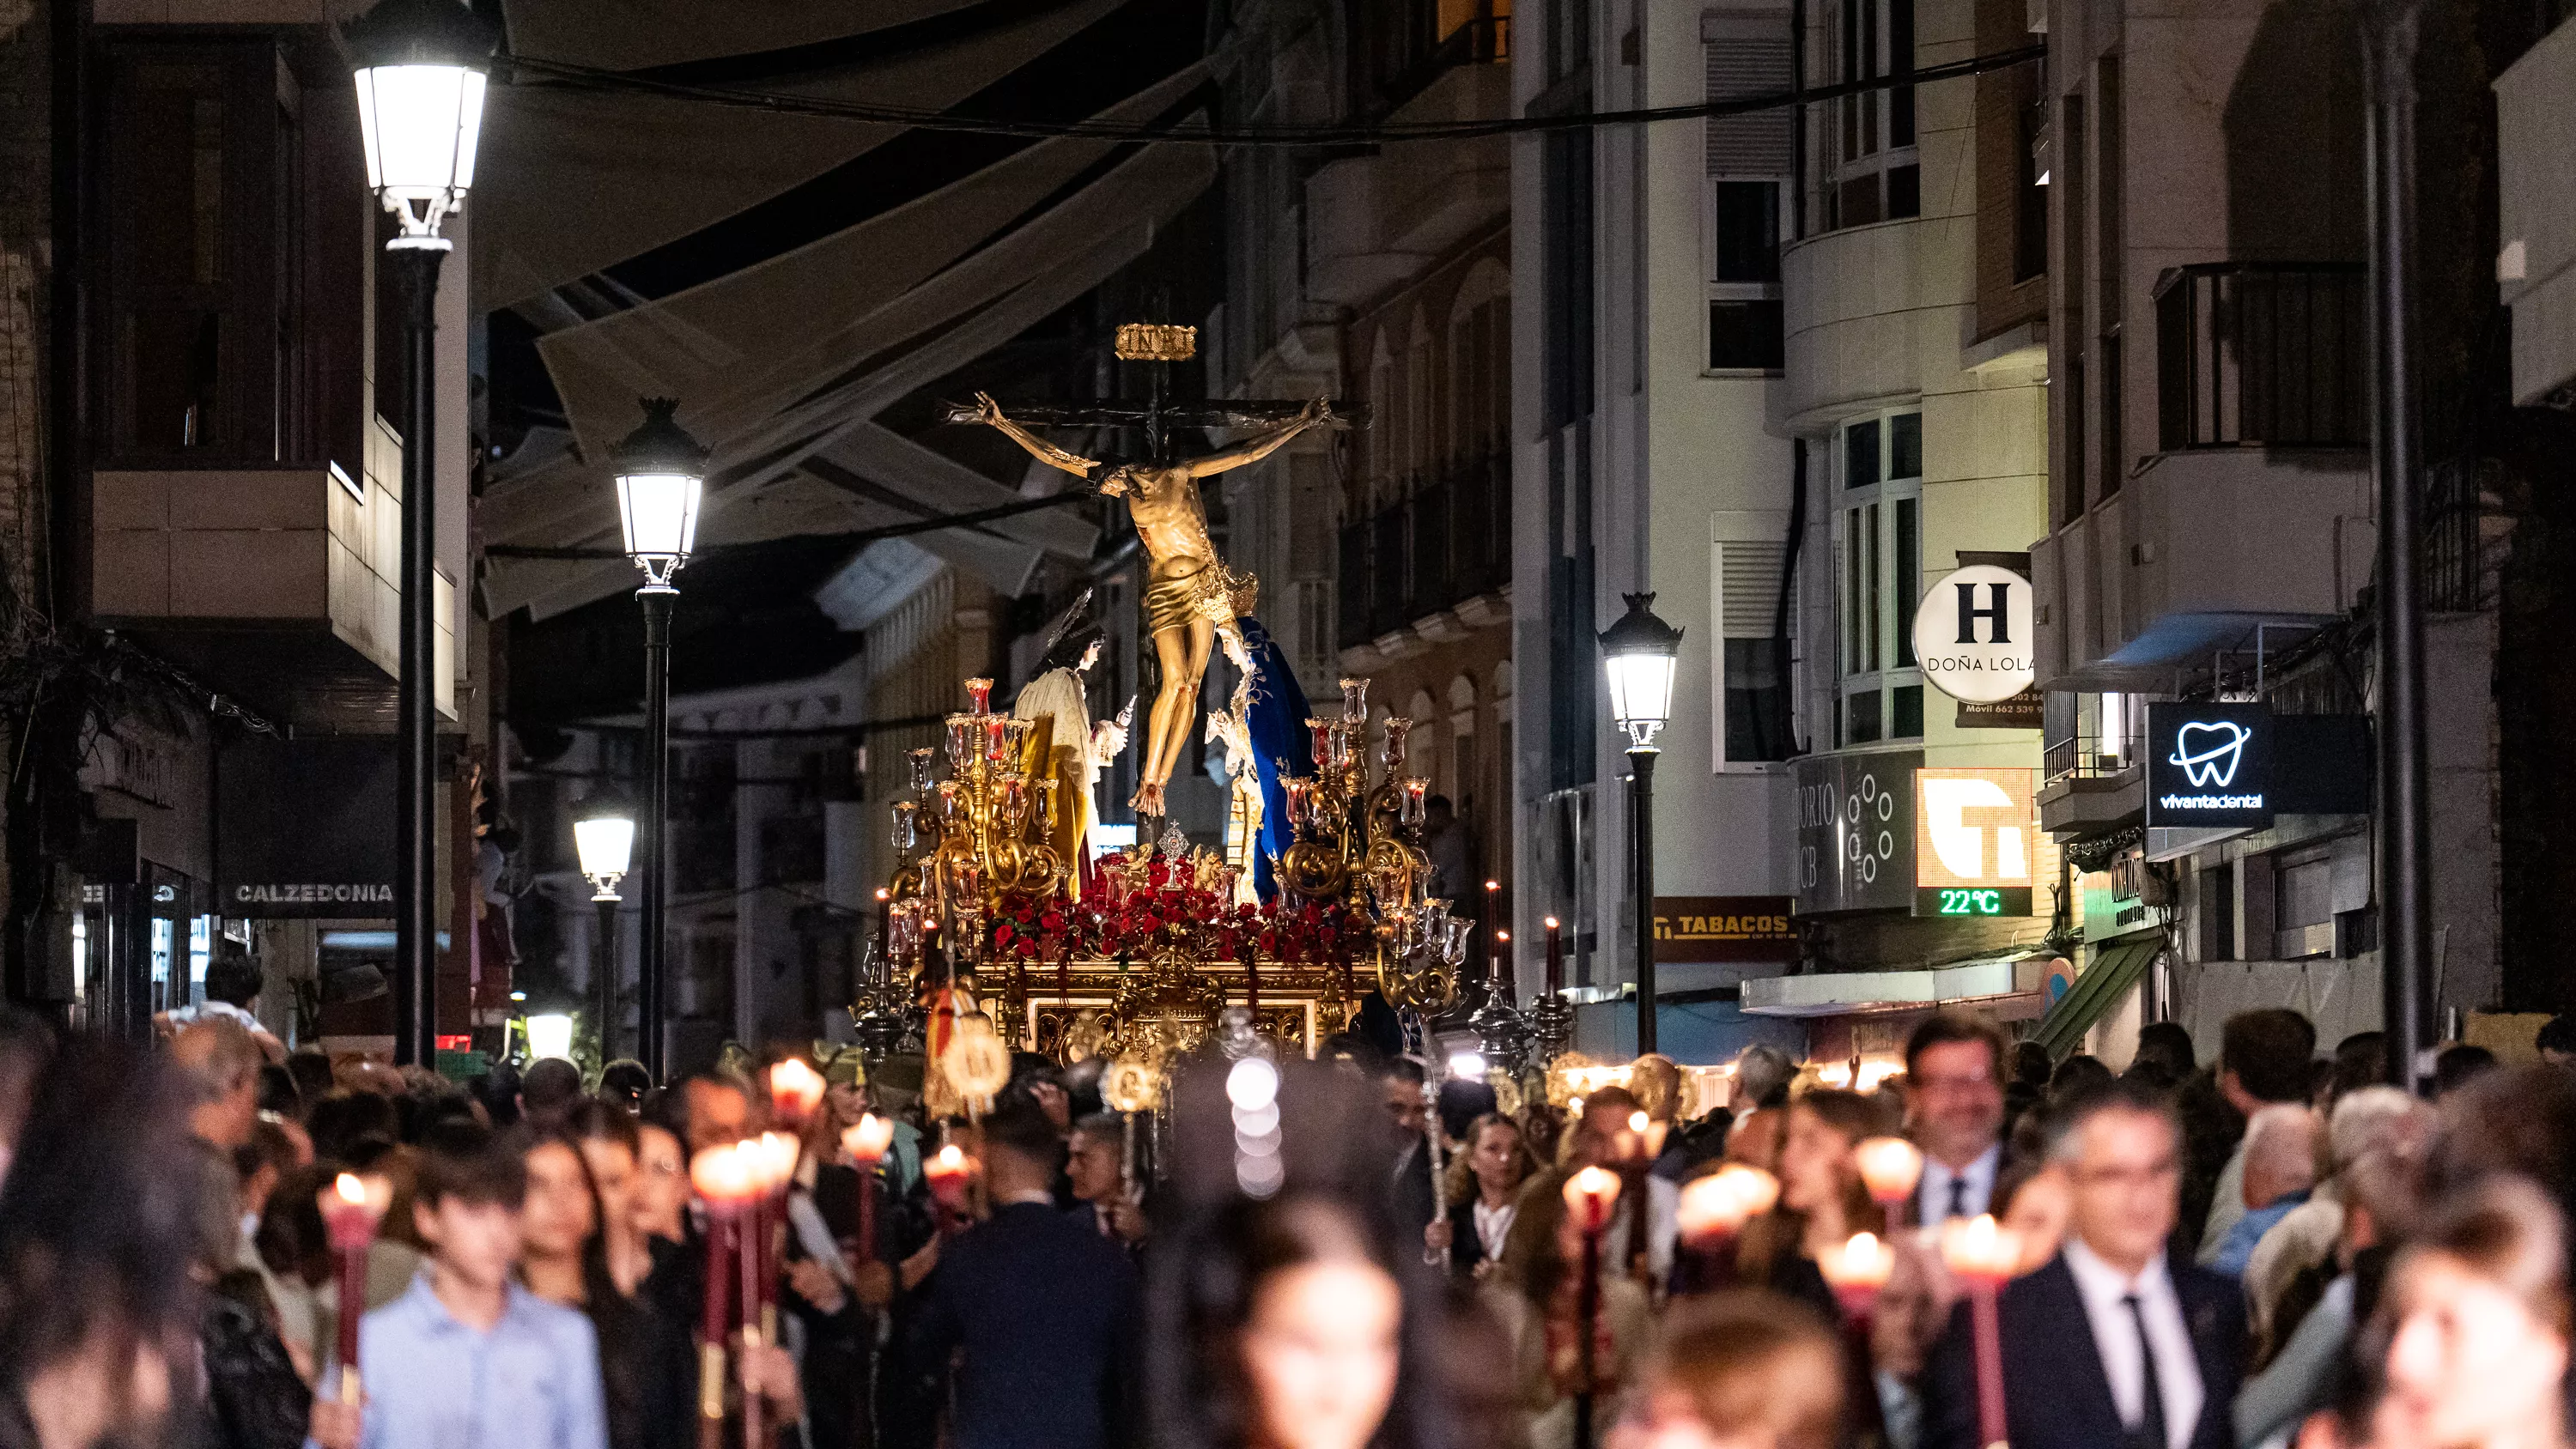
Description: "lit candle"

(1817, 1231), (1897, 1321)
(925, 1143), (976, 1229)
(841, 1113), (896, 1264)
(1562, 1165), (1621, 1446)
(1939, 1215), (2025, 1449)
(1544, 916), (1564, 996)
(768, 1059), (825, 1131)
(1674, 1163), (1779, 1246)
(1854, 1136), (1926, 1211)
(317, 1172), (389, 1404)
(689, 1144), (758, 1436)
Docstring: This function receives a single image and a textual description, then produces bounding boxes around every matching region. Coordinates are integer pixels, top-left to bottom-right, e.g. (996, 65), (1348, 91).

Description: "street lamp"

(612, 398), (709, 1083)
(1599, 592), (1682, 1057)
(574, 794), (635, 1060)
(345, 0), (495, 1068)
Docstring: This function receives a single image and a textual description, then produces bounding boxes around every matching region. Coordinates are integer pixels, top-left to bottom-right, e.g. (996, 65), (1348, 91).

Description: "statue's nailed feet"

(1129, 781), (1166, 818)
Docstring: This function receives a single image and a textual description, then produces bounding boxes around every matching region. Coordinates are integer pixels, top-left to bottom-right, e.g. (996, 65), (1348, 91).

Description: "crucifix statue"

(949, 323), (1356, 822)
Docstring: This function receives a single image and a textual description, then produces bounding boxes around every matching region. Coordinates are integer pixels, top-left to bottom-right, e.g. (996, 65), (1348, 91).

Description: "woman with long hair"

(515, 1124), (660, 1449)
(1431, 1113), (1535, 1280)
(0, 1039), (200, 1449)
(1146, 1058), (1445, 1449)
(1734, 1089), (1887, 1325)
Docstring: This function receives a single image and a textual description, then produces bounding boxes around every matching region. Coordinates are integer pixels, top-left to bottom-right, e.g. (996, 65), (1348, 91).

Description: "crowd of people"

(0, 995), (2573, 1449)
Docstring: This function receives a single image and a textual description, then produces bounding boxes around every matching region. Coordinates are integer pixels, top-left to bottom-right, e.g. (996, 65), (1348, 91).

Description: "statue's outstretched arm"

(1185, 398), (1333, 479)
(972, 391), (1101, 478)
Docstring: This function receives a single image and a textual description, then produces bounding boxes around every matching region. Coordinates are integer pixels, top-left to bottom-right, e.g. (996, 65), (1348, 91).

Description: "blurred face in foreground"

(2380, 1251), (2571, 1448)
(633, 1123), (688, 1243)
(2065, 1106), (2180, 1276)
(1239, 1258), (1402, 1449)
(520, 1140), (595, 1264)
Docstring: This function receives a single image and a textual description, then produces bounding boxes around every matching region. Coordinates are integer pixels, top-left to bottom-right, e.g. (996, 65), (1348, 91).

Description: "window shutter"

(1704, 12), (1795, 178)
(1718, 539), (1787, 636)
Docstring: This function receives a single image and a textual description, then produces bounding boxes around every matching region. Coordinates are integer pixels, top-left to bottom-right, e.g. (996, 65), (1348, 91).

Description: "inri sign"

(1911, 565), (2036, 703)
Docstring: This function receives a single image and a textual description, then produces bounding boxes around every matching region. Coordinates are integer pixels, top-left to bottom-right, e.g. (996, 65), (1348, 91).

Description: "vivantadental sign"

(1911, 565), (2036, 703)
(2146, 702), (2274, 829)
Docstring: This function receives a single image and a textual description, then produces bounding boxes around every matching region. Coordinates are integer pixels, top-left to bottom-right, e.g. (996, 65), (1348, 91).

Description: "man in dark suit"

(1924, 1076), (2246, 1449)
(1382, 1058), (1441, 1260)
(914, 1100), (1139, 1449)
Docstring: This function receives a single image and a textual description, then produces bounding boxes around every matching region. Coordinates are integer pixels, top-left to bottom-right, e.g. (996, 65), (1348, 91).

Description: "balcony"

(90, 416), (455, 730)
(2038, 727), (2145, 837)
(2032, 263), (2372, 690)
(1336, 451), (1512, 658)
(1304, 21), (1510, 308)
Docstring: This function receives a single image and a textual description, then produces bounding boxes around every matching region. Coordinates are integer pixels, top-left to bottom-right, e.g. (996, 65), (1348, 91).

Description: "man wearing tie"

(1903, 1013), (2010, 1225)
(1923, 1078), (2245, 1449)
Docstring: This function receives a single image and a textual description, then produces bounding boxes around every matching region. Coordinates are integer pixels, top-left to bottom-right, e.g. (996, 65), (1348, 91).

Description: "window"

(1713, 530), (1793, 768)
(1835, 409), (1924, 745)
(2198, 864), (2237, 961)
(1707, 183), (1786, 372)
(1823, 0), (1919, 230)
(100, 39), (357, 470)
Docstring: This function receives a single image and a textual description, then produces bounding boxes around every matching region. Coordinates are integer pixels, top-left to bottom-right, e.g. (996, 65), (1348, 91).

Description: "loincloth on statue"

(1141, 561), (1258, 636)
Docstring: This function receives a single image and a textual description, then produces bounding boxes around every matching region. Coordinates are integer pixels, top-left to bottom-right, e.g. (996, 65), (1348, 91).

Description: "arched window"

(1447, 259), (1510, 461)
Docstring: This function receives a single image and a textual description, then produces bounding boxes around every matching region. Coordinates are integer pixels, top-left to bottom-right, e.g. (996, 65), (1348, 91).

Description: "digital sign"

(2145, 702), (2274, 829)
(1912, 767), (2036, 918)
(1917, 886), (2034, 917)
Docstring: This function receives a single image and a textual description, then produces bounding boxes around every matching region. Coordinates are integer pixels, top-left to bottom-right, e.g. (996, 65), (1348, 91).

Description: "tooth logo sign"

(2169, 720), (2252, 788)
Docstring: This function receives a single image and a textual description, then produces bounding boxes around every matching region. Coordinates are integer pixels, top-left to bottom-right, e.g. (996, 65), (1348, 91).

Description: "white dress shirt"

(2062, 1237), (2204, 1449)
(1915, 1143), (2002, 1224)
(1471, 1197), (1516, 1262)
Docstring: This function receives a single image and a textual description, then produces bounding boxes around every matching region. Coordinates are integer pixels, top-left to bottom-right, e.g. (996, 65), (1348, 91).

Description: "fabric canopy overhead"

(480, 69), (1216, 621)
(501, 0), (981, 74)
(474, 0), (1126, 308)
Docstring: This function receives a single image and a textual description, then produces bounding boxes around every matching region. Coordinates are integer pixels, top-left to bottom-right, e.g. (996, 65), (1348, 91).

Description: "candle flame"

(1674, 1163), (1781, 1243)
(842, 1113), (896, 1163)
(1938, 1213), (2025, 1282)
(1544, 916), (1560, 930)
(768, 1059), (825, 1118)
(1855, 1137), (1927, 1204)
(335, 1173), (366, 1204)
(690, 1143), (759, 1203)
(1563, 1165), (1623, 1232)
(1819, 1231), (1896, 1289)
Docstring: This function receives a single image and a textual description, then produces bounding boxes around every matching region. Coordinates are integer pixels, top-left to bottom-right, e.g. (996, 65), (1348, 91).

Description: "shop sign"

(216, 738), (397, 918)
(1913, 767), (2036, 918)
(1795, 749), (1921, 914)
(2146, 702), (2274, 829)
(1911, 565), (2037, 703)
(1652, 896), (1796, 962)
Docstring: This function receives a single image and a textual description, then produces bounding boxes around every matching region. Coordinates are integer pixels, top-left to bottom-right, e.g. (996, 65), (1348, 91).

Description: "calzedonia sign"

(2146, 702), (2274, 829)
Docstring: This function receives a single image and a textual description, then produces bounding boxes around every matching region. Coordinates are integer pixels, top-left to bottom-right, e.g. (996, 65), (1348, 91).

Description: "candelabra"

(884, 679), (1067, 1046)
(1277, 678), (1467, 1015)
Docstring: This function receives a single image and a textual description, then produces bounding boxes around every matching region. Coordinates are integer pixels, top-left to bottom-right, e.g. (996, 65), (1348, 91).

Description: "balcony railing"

(1336, 450), (1512, 651)
(2043, 728), (2143, 786)
(2154, 263), (2366, 452)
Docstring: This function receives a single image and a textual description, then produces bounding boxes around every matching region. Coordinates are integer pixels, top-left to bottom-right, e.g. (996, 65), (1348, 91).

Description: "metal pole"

(391, 241), (445, 1069)
(1629, 748), (1657, 1056)
(639, 585), (676, 1082)
(2363, 0), (2430, 1093)
(596, 895), (621, 1064)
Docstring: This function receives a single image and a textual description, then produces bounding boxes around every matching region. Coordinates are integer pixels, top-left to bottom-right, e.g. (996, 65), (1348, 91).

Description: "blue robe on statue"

(1236, 617), (1312, 901)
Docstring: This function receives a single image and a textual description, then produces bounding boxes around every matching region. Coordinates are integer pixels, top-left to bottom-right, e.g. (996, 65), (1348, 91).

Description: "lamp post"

(345, 0), (495, 1067)
(612, 398), (709, 1082)
(574, 795), (635, 1060)
(1599, 593), (1682, 1058)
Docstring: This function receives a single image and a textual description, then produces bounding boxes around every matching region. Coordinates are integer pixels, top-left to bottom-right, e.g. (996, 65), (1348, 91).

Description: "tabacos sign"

(2146, 702), (2274, 829)
(1911, 565), (2036, 703)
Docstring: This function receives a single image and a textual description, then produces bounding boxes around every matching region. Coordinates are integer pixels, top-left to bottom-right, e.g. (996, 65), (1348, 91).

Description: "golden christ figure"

(970, 391), (1334, 818)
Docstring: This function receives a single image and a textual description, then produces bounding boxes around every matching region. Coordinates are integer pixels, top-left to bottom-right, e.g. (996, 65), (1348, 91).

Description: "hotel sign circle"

(1911, 565), (2036, 703)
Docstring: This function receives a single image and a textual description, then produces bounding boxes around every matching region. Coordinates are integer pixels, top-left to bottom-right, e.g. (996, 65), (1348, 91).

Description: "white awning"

(501, 0), (979, 74)
(473, 0), (1126, 307)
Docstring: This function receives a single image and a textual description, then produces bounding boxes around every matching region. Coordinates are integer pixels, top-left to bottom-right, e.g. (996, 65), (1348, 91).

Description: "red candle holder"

(924, 1143), (976, 1234)
(1854, 1137), (1925, 1214)
(1672, 1164), (1778, 1293)
(1939, 1214), (2026, 1449)
(317, 1172), (390, 1404)
(690, 1143), (762, 1447)
(767, 1059), (824, 1132)
(841, 1114), (896, 1265)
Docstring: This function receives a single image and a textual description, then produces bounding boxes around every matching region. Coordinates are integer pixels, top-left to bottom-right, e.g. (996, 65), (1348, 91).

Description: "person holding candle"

(1921, 1079), (2245, 1449)
(1900, 1013), (2012, 1228)
(306, 1123), (607, 1449)
(1489, 1162), (1656, 1449)
(1735, 1090), (1888, 1327)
